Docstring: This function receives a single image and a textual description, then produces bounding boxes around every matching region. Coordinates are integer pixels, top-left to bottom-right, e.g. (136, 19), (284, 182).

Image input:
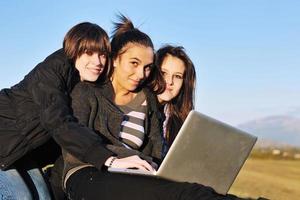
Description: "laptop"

(108, 110), (257, 194)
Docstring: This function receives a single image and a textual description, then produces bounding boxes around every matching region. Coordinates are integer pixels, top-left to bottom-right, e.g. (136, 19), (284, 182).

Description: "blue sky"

(0, 0), (299, 126)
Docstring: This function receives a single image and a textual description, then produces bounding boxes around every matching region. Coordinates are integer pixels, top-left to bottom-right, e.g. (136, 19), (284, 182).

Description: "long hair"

(155, 45), (196, 146)
(110, 14), (165, 93)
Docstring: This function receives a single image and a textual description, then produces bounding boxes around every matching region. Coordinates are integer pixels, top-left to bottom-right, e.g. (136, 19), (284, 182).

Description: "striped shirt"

(119, 91), (147, 149)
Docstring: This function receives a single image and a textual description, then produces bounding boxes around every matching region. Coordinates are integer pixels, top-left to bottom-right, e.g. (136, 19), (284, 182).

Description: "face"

(112, 43), (154, 92)
(75, 52), (107, 82)
(157, 55), (185, 103)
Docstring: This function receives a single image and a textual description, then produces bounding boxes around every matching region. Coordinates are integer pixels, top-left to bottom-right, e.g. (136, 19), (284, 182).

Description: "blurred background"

(1, 1), (299, 199)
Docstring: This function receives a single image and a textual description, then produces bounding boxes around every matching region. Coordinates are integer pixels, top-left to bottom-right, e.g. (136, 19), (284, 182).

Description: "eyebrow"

(130, 57), (153, 67)
(174, 72), (184, 75)
(161, 68), (184, 75)
(129, 57), (141, 63)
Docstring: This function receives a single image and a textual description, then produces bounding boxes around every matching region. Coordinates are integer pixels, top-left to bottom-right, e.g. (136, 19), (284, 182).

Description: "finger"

(139, 161), (154, 172)
(134, 164), (149, 171)
(133, 157), (155, 172)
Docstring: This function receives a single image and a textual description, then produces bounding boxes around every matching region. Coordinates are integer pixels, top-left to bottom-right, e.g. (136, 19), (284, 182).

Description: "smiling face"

(75, 51), (107, 82)
(112, 43), (154, 93)
(157, 55), (185, 103)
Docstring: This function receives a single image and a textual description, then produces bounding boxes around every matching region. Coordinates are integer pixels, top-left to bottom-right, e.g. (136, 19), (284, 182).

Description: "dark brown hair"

(111, 14), (153, 60)
(63, 22), (110, 63)
(156, 45), (196, 146)
(110, 14), (165, 93)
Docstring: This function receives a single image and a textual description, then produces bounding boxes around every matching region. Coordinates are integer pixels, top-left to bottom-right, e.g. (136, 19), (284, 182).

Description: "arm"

(142, 89), (164, 162)
(148, 111), (164, 162)
(71, 83), (154, 171)
(29, 57), (113, 170)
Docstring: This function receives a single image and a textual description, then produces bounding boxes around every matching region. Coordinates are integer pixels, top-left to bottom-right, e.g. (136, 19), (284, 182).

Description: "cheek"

(118, 62), (131, 75)
(78, 66), (86, 77)
(78, 69), (88, 81)
(114, 66), (129, 82)
(173, 82), (183, 97)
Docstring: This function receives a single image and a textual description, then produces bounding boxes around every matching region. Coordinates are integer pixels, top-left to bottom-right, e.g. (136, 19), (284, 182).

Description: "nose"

(165, 74), (174, 85)
(136, 66), (145, 80)
(99, 54), (106, 67)
(92, 53), (106, 67)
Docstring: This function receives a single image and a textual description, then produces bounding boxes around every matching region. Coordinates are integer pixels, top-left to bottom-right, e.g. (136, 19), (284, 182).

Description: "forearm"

(52, 122), (114, 169)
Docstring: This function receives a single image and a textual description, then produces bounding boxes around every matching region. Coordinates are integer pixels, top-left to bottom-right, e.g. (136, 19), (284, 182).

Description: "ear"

(113, 57), (119, 68)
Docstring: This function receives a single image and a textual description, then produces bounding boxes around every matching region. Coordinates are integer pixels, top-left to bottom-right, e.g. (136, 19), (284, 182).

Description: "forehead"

(161, 55), (185, 73)
(120, 43), (154, 64)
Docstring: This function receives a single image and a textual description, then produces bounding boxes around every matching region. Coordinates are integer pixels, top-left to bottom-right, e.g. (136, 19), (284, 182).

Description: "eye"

(161, 71), (167, 77)
(174, 74), (183, 79)
(99, 54), (106, 60)
(84, 49), (93, 56)
(100, 49), (108, 56)
(131, 61), (139, 67)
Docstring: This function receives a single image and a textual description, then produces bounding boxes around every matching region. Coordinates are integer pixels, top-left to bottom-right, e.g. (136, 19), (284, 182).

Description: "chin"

(86, 77), (99, 82)
(127, 84), (139, 91)
(159, 95), (172, 103)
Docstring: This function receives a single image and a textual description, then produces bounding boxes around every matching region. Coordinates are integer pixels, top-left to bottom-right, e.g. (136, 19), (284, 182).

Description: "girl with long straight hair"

(156, 45), (196, 148)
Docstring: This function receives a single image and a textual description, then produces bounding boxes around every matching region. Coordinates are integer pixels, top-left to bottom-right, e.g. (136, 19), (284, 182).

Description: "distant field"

(228, 158), (300, 200)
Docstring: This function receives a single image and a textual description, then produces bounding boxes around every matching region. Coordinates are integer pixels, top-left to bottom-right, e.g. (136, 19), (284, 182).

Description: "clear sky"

(0, 0), (299, 126)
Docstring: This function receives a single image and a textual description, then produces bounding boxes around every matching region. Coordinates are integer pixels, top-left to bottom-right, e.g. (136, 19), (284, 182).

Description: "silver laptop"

(108, 110), (257, 194)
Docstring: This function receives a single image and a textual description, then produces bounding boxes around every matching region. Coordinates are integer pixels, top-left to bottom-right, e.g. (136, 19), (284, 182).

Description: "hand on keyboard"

(105, 155), (155, 172)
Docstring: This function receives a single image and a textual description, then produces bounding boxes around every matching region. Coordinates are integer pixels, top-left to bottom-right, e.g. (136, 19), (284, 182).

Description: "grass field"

(228, 158), (300, 200)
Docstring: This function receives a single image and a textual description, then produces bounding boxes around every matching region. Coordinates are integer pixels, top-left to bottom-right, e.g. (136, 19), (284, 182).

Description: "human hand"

(105, 155), (155, 172)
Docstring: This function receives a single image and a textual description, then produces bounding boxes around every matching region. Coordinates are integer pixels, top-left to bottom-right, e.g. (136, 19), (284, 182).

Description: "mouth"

(88, 67), (103, 75)
(129, 79), (140, 86)
(166, 86), (173, 91)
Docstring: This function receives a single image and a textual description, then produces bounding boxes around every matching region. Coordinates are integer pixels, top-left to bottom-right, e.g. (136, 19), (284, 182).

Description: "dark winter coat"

(0, 49), (113, 170)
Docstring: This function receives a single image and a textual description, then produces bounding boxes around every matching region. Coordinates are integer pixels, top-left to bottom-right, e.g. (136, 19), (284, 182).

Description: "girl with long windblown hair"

(156, 45), (196, 148)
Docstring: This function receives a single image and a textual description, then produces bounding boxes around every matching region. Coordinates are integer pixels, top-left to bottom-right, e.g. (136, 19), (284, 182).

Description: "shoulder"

(71, 82), (97, 98)
(143, 87), (158, 110)
(44, 49), (68, 64)
(143, 87), (156, 101)
(35, 49), (72, 76)
(143, 87), (164, 121)
(94, 80), (114, 100)
(23, 49), (70, 84)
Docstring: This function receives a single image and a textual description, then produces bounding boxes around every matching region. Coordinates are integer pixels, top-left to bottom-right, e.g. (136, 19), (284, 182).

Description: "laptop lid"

(156, 110), (257, 195)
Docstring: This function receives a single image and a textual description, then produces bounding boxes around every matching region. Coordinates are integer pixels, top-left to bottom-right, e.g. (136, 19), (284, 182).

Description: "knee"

(0, 181), (32, 200)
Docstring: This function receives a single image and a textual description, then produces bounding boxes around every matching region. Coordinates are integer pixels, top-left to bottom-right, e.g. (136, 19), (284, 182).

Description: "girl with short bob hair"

(156, 45), (196, 147)
(0, 22), (111, 199)
(64, 22), (110, 62)
(63, 15), (242, 200)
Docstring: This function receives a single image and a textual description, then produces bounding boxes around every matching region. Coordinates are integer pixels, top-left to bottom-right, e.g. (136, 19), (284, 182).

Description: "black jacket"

(73, 81), (163, 160)
(62, 81), (164, 180)
(0, 49), (113, 170)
